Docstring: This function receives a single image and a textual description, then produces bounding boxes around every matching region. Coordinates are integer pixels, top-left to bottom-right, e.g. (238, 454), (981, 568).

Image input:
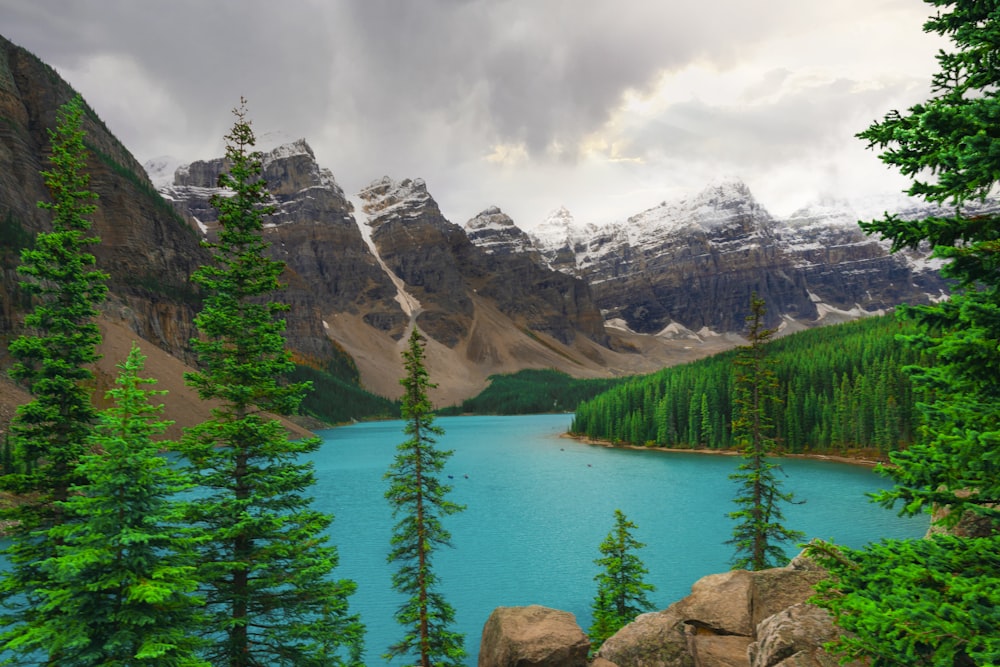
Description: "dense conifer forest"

(571, 315), (925, 454)
(438, 369), (625, 415)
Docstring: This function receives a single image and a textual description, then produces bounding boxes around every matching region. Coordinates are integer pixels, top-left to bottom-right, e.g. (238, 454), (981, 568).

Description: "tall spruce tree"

(808, 1), (1000, 663)
(588, 509), (655, 651)
(178, 99), (363, 667)
(4, 345), (207, 666)
(384, 328), (465, 667)
(727, 294), (802, 570)
(0, 94), (109, 663)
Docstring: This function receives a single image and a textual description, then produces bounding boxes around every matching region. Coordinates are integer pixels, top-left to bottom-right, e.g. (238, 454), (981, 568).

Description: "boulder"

(748, 563), (826, 630)
(689, 632), (754, 667)
(675, 570), (755, 636)
(596, 609), (693, 667)
(594, 552), (841, 667)
(748, 603), (861, 667)
(478, 605), (589, 667)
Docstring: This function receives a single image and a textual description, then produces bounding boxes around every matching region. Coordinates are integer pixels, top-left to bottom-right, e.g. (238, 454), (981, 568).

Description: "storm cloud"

(0, 0), (941, 226)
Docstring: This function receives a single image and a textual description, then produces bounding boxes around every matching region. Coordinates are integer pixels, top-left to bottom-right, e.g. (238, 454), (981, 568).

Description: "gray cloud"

(0, 0), (940, 225)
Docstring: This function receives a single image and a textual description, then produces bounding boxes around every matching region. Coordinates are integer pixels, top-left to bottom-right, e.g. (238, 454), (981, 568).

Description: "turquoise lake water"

(309, 413), (929, 666)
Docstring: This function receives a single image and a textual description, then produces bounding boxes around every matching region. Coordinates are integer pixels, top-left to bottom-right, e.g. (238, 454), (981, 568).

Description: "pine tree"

(4, 345), (207, 666)
(808, 2), (1000, 663)
(727, 294), (803, 570)
(177, 99), (363, 667)
(588, 509), (655, 651)
(384, 328), (465, 667)
(0, 94), (109, 663)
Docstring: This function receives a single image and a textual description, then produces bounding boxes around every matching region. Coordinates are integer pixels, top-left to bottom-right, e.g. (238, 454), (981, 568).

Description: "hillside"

(0, 32), (971, 427)
(571, 315), (923, 455)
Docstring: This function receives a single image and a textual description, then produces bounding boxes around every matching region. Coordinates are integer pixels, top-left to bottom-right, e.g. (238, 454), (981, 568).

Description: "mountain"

(0, 34), (205, 365)
(466, 179), (979, 336)
(156, 152), (637, 403)
(2, 31), (987, 422)
(0, 36), (380, 426)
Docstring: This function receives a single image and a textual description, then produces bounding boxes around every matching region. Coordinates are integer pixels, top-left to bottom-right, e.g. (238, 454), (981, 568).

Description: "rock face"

(749, 604), (850, 667)
(467, 180), (998, 336)
(594, 554), (847, 667)
(161, 140), (408, 347)
(0, 34), (205, 364)
(478, 605), (590, 667)
(358, 177), (608, 349)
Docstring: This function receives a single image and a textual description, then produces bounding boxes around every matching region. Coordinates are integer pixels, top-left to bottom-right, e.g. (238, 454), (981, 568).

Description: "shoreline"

(563, 433), (888, 468)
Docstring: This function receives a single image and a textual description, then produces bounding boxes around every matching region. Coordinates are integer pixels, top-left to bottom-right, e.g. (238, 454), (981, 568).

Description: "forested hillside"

(439, 369), (625, 415)
(571, 315), (925, 454)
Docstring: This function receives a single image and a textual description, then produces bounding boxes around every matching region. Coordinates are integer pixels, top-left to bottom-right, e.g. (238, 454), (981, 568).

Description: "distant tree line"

(571, 315), (926, 454)
(439, 368), (626, 416)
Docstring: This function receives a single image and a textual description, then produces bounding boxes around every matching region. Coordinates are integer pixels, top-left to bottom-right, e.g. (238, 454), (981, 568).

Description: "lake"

(309, 413), (928, 665)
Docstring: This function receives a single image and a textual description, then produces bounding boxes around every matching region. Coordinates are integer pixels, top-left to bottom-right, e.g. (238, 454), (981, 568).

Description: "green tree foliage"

(384, 328), (465, 667)
(727, 295), (803, 571)
(4, 345), (207, 666)
(588, 509), (655, 651)
(0, 94), (109, 663)
(438, 369), (625, 415)
(290, 362), (399, 423)
(177, 100), (363, 667)
(854, 7), (1000, 532)
(810, 536), (1000, 666)
(571, 315), (922, 453)
(807, 2), (1000, 663)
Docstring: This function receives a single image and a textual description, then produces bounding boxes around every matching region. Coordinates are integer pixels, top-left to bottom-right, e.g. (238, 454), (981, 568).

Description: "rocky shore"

(477, 551), (859, 667)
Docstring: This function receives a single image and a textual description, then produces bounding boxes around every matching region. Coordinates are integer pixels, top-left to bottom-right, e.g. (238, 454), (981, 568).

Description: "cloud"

(0, 0), (943, 226)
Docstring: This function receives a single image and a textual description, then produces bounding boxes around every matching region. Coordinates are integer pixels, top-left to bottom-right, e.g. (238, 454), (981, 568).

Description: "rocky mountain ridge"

(3, 30), (989, 420)
(464, 179), (993, 336)
(154, 145), (645, 404)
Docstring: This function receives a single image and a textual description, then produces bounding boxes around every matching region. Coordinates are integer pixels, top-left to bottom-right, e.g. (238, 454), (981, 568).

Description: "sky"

(0, 1), (945, 229)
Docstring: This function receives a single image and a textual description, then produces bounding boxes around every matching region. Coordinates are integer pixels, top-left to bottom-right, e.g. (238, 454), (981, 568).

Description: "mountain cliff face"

(466, 180), (967, 335)
(0, 34), (204, 364)
(160, 140), (408, 352)
(4, 32), (990, 415)
(358, 178), (607, 349)
(158, 151), (616, 402)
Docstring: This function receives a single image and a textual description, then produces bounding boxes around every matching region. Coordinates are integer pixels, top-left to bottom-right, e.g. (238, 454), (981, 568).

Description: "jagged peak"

(695, 176), (754, 203)
(466, 206), (516, 231)
(531, 206), (581, 249)
(542, 205), (575, 226)
(357, 176), (437, 221)
(143, 155), (183, 189)
(263, 138), (314, 163)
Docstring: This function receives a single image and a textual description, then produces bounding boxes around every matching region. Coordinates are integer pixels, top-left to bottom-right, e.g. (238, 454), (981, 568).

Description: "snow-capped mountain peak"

(143, 155), (184, 189)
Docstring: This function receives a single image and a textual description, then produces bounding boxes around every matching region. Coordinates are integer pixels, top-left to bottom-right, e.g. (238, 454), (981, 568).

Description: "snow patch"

(604, 318), (634, 333)
(143, 155), (183, 189)
(349, 193), (422, 322)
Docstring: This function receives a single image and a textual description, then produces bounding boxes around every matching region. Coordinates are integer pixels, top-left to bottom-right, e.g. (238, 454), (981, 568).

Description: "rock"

(689, 632), (754, 667)
(748, 603), (859, 667)
(596, 609), (693, 667)
(590, 658), (620, 667)
(675, 570), (755, 636)
(748, 564), (825, 631)
(478, 605), (589, 667)
(595, 554), (839, 667)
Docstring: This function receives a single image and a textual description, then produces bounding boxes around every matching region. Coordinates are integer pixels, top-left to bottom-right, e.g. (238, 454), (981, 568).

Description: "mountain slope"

(466, 179), (983, 335)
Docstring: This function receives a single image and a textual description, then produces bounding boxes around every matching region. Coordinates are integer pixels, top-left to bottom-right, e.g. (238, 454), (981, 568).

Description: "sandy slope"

(325, 294), (743, 408)
(1, 304), (742, 436)
(0, 318), (313, 442)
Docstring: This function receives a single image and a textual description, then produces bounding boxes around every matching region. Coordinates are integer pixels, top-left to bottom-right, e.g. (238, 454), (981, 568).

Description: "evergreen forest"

(439, 369), (625, 415)
(571, 315), (925, 455)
